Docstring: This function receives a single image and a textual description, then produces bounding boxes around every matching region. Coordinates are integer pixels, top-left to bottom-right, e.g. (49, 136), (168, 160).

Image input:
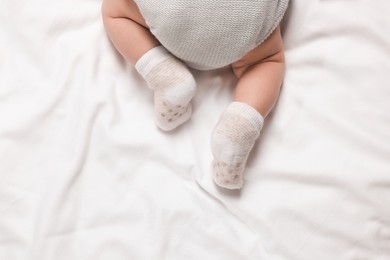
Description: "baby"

(102, 0), (289, 189)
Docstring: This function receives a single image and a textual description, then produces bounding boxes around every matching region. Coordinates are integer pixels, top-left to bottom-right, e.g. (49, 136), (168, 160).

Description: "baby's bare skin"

(102, 0), (284, 117)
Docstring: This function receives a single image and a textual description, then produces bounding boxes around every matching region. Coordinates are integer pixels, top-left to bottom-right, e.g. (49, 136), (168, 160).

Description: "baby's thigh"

(232, 27), (284, 72)
(102, 0), (148, 28)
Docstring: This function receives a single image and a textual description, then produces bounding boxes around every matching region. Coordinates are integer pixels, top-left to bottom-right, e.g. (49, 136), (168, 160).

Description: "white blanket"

(1, 0), (389, 259)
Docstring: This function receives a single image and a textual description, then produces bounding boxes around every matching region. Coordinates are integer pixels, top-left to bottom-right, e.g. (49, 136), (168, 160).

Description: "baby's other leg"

(102, 0), (158, 63)
(102, 0), (196, 131)
(211, 27), (285, 189)
(232, 27), (285, 117)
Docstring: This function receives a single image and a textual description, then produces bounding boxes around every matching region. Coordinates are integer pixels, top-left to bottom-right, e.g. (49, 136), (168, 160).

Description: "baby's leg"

(211, 27), (285, 189)
(102, 0), (196, 131)
(102, 0), (158, 63)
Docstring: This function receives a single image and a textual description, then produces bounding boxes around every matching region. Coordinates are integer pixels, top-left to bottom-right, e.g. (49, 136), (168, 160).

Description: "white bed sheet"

(1, 0), (390, 259)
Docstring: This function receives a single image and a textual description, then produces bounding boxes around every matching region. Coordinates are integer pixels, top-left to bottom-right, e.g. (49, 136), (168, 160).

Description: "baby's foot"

(135, 46), (196, 131)
(211, 102), (264, 189)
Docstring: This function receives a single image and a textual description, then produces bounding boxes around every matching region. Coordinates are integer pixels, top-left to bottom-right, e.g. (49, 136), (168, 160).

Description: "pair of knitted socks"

(135, 46), (264, 189)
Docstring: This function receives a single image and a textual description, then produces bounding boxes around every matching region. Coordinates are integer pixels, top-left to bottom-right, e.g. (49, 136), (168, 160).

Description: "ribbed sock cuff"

(135, 45), (172, 78)
(225, 102), (264, 132)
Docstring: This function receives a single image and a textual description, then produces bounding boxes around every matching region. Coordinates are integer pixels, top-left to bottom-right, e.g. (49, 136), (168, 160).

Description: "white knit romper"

(134, 0), (289, 70)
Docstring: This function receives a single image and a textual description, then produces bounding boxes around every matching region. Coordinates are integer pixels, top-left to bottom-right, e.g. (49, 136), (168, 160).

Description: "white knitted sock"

(211, 102), (264, 189)
(135, 46), (196, 131)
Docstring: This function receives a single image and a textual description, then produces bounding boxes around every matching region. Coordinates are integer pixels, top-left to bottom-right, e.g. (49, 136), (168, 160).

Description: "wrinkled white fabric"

(1, 0), (390, 260)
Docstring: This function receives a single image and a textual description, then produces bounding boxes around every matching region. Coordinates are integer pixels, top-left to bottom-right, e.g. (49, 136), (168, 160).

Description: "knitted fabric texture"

(135, 46), (196, 131)
(134, 0), (289, 70)
(211, 102), (264, 189)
